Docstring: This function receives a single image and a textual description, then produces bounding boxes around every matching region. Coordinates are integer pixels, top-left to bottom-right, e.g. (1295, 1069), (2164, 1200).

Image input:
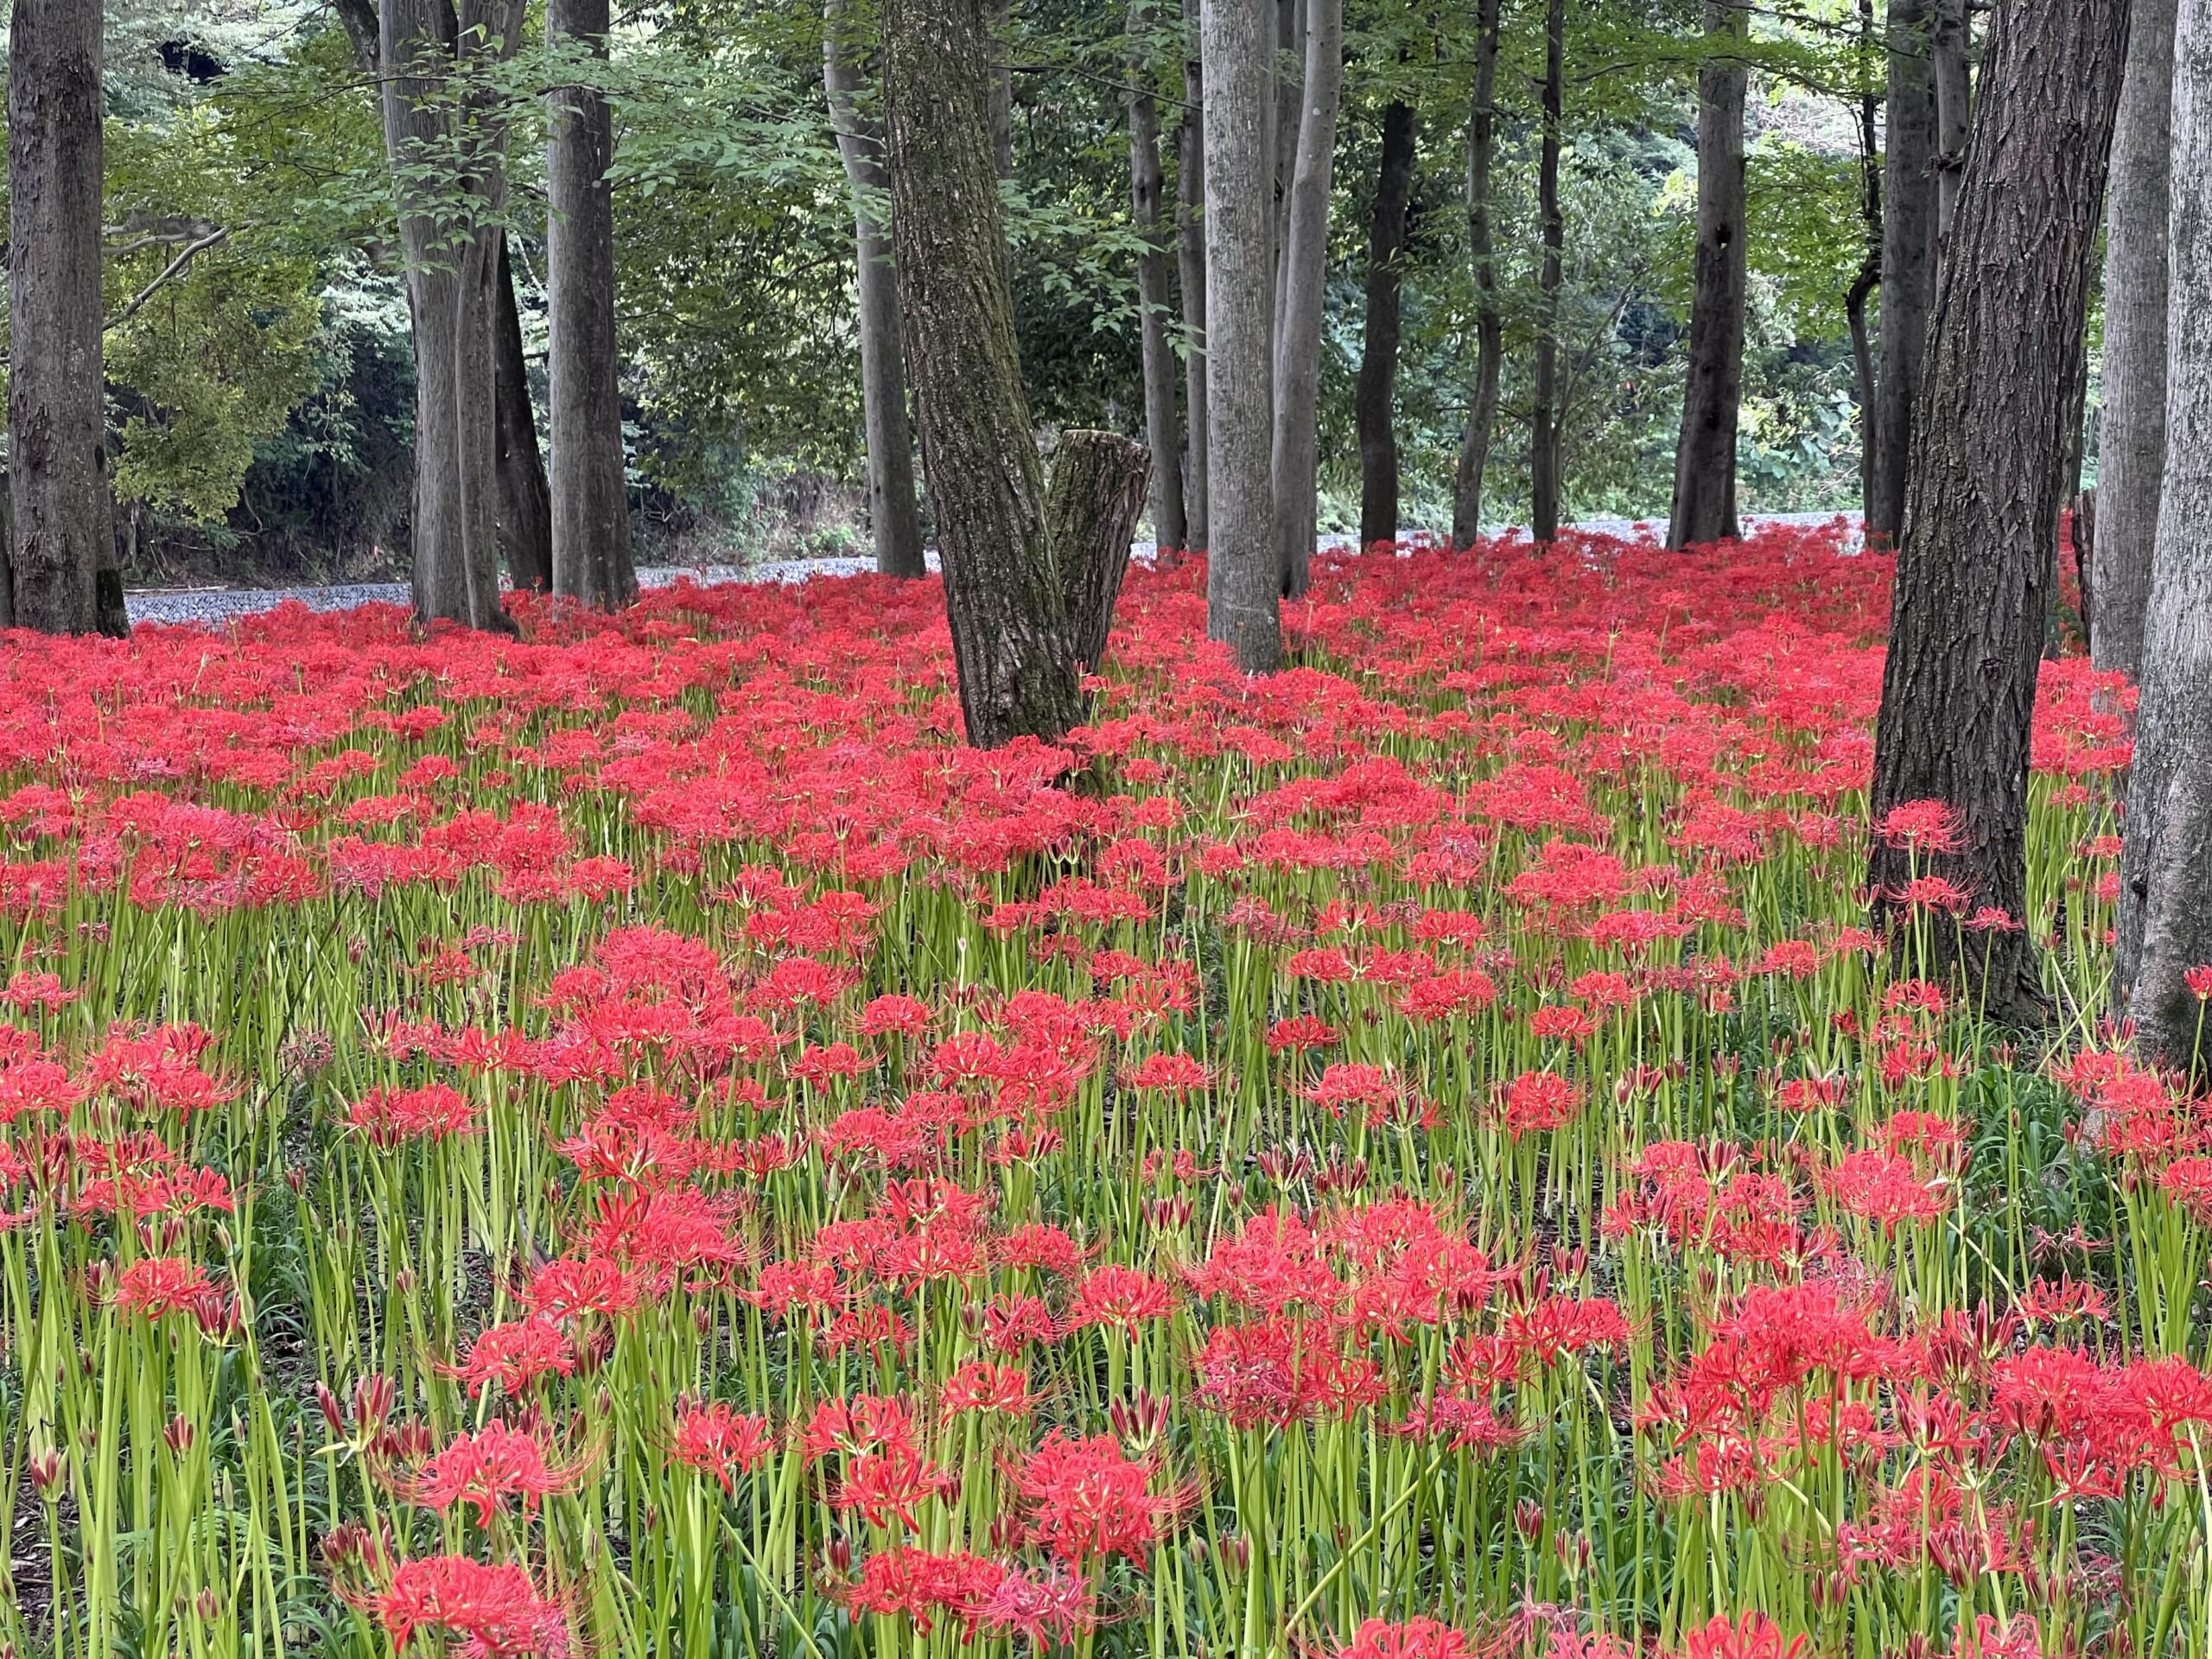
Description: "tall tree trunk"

(6, 0), (124, 636)
(824, 0), (927, 579)
(1202, 0), (1283, 669)
(1451, 0), (1504, 550)
(1129, 0), (1189, 552)
(1931, 0), (1972, 249)
(1357, 99), (1417, 551)
(1668, 0), (1748, 549)
(493, 232), (554, 593)
(1270, 0), (1304, 347)
(546, 0), (638, 608)
(1530, 0), (1567, 543)
(2093, 0), (2178, 679)
(988, 0), (1014, 177)
(1847, 0), (1883, 522)
(2116, 0), (2212, 1067)
(1870, 0), (1937, 547)
(1270, 0), (1341, 600)
(1051, 429), (1153, 671)
(1178, 0), (1211, 548)
(883, 0), (1084, 746)
(1866, 0), (2131, 1026)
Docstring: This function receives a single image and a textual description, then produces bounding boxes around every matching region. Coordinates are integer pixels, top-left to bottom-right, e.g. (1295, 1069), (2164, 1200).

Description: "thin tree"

(1270, 0), (1342, 600)
(1529, 0), (1567, 543)
(1930, 0), (1971, 246)
(1869, 0), (1936, 546)
(1846, 0), (1882, 520)
(6, 0), (127, 636)
(2094, 0), (2178, 679)
(2116, 0), (2212, 1069)
(1202, 0), (1283, 668)
(492, 232), (554, 592)
(546, 0), (639, 607)
(1178, 0), (1211, 548)
(1357, 99), (1418, 551)
(1667, 0), (1748, 549)
(1129, 0), (1189, 552)
(824, 0), (926, 579)
(1450, 0), (1504, 549)
(1866, 0), (2131, 1024)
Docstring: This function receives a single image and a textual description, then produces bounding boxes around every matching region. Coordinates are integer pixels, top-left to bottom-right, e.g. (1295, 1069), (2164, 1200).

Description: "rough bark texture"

(1667, 1), (1748, 549)
(1201, 0), (1282, 669)
(988, 0), (1014, 178)
(824, 0), (927, 579)
(492, 232), (554, 594)
(1847, 0), (1883, 522)
(2117, 0), (2212, 1068)
(1871, 0), (1936, 547)
(2094, 0), (2177, 680)
(1178, 0), (1210, 549)
(6, 0), (124, 636)
(1357, 100), (1416, 551)
(1269, 0), (1303, 344)
(1931, 0), (1972, 249)
(1049, 430), (1153, 672)
(1867, 0), (2130, 1027)
(883, 0), (1084, 747)
(1529, 0), (1566, 543)
(1450, 0), (1503, 550)
(546, 0), (638, 609)
(1268, 0), (1341, 600)
(1128, 1), (1188, 552)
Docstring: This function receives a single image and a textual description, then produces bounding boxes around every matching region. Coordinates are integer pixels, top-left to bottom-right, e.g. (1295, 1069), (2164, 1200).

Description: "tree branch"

(104, 227), (231, 332)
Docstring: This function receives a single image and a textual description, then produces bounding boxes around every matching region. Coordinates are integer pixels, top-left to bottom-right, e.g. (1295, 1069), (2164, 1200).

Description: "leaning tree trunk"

(1357, 99), (1417, 552)
(1530, 0), (1567, 543)
(2116, 0), (2212, 1068)
(1129, 0), (1189, 552)
(6, 0), (124, 636)
(1867, 0), (2131, 1027)
(1269, 0), (1304, 347)
(1178, 0), (1211, 548)
(1270, 0), (1341, 601)
(1451, 0), (1504, 550)
(1931, 0), (1972, 250)
(2093, 0), (2178, 681)
(1051, 430), (1154, 671)
(1847, 0), (1883, 522)
(492, 233), (554, 593)
(1870, 0), (1937, 547)
(883, 0), (1086, 747)
(1668, 0), (1748, 550)
(547, 0), (638, 609)
(824, 0), (927, 579)
(1201, 0), (1283, 669)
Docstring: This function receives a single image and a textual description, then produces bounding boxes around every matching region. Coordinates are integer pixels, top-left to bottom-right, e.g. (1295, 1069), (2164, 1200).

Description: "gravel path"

(123, 512), (1859, 629)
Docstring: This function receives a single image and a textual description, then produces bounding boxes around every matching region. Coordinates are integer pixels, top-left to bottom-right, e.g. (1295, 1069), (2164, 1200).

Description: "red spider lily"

(1016, 1430), (1184, 1564)
(1873, 800), (1965, 853)
(1122, 1051), (1211, 1094)
(443, 1319), (575, 1397)
(668, 1402), (777, 1492)
(378, 1555), (569, 1657)
(114, 1255), (216, 1319)
(846, 1546), (1005, 1637)
(1065, 1263), (1174, 1331)
(1266, 1014), (1342, 1052)
(940, 1359), (1033, 1416)
(1499, 1071), (1582, 1134)
(397, 1421), (596, 1527)
(1335, 1617), (1476, 1659)
(346, 1084), (481, 1148)
(1671, 1611), (1807, 1659)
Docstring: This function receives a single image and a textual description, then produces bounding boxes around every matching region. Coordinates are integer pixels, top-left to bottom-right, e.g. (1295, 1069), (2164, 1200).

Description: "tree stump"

(1048, 429), (1152, 674)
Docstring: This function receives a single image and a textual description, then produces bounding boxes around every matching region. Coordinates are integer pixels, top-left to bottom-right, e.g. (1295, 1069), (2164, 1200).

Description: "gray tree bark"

(1178, 0), (1211, 549)
(6, 0), (124, 636)
(1269, 0), (1340, 600)
(1867, 0), (2131, 1027)
(2117, 0), (2212, 1070)
(1357, 99), (1417, 551)
(1450, 0), (1504, 549)
(1668, 0), (1748, 549)
(883, 0), (1085, 745)
(1050, 429), (1153, 671)
(1847, 0), (1883, 522)
(1269, 0), (1303, 346)
(2094, 0), (2178, 679)
(546, 0), (638, 609)
(1931, 0), (1972, 248)
(1871, 0), (1937, 546)
(492, 232), (554, 592)
(824, 0), (927, 579)
(1530, 0), (1566, 543)
(1201, 0), (1282, 668)
(1128, 0), (1189, 551)
(988, 0), (1014, 177)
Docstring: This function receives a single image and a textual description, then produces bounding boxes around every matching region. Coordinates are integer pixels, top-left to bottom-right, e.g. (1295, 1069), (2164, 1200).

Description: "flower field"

(0, 525), (2183, 1659)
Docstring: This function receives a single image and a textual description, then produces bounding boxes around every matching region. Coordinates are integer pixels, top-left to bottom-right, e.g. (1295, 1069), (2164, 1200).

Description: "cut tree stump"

(1049, 429), (1152, 673)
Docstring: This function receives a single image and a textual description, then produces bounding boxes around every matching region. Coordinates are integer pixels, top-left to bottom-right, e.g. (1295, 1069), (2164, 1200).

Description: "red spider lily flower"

(115, 1255), (216, 1319)
(345, 1084), (481, 1148)
(399, 1421), (595, 1527)
(857, 994), (934, 1039)
(1065, 1263), (1175, 1332)
(2188, 965), (2212, 1001)
(1499, 1071), (1582, 1135)
(1673, 1612), (1808, 1659)
(846, 1546), (1006, 1637)
(378, 1554), (569, 1658)
(669, 1402), (777, 1492)
(1016, 1431), (1183, 1564)
(1337, 1617), (1475, 1659)
(940, 1359), (1033, 1416)
(836, 1440), (956, 1530)
(1822, 1148), (1951, 1233)
(973, 1562), (1097, 1647)
(444, 1319), (575, 1398)
(1265, 1014), (1341, 1052)
(1891, 874), (1971, 914)
(524, 1255), (644, 1320)
(1122, 1051), (1211, 1095)
(0, 969), (80, 1009)
(1873, 799), (1964, 853)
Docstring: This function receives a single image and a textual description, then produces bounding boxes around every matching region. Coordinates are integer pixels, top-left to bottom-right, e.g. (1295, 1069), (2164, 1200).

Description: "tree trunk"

(1530, 0), (1567, 543)
(1450, 0), (1504, 550)
(1050, 429), (1153, 671)
(2093, 0), (2177, 679)
(2116, 0), (2212, 1068)
(1270, 0), (1341, 601)
(1357, 99), (1417, 551)
(1178, 0), (1211, 549)
(1201, 0), (1282, 669)
(1931, 0), (1972, 249)
(1870, 0), (1937, 547)
(1866, 0), (2130, 1026)
(1129, 0), (1189, 552)
(988, 0), (1014, 177)
(6, 0), (124, 637)
(883, 0), (1084, 747)
(1269, 0), (1304, 348)
(824, 0), (927, 580)
(1668, 0), (1748, 549)
(493, 232), (554, 594)
(1847, 0), (1883, 522)
(545, 0), (638, 609)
